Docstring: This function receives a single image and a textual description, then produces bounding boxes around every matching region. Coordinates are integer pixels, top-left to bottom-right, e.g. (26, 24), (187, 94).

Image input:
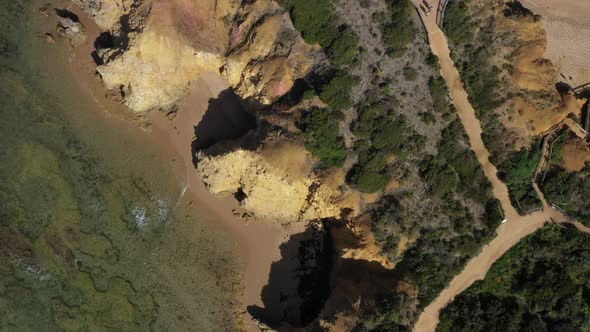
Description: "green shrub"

(319, 71), (360, 110)
(302, 89), (315, 100)
(419, 111), (436, 124)
(403, 66), (418, 81)
(282, 0), (360, 69)
(299, 107), (347, 167)
(326, 26), (360, 68)
(444, 0), (474, 45)
(381, 0), (418, 57)
(428, 76), (450, 115)
(497, 145), (542, 212)
(543, 164), (590, 226)
(346, 148), (391, 193)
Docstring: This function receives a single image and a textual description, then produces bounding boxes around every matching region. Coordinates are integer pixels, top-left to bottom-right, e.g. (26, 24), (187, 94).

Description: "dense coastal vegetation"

(445, 0), (543, 213)
(282, 0), (507, 329)
(439, 225), (590, 331)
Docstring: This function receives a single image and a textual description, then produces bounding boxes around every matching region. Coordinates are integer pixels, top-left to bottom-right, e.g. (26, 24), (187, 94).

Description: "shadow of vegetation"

(247, 223), (333, 329)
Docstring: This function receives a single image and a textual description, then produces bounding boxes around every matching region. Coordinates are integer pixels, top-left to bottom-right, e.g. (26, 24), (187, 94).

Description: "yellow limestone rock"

(98, 28), (225, 112)
(85, 0), (322, 112)
(196, 150), (342, 223)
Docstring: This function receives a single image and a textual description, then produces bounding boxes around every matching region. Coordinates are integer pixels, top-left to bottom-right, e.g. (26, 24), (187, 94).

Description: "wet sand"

(57, 4), (302, 330)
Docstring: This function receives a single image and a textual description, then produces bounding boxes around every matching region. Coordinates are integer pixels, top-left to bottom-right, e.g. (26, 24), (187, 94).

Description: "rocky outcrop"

(471, 0), (587, 146)
(196, 149), (347, 223)
(79, 0), (324, 112)
(56, 11), (87, 46)
(73, 0), (136, 31)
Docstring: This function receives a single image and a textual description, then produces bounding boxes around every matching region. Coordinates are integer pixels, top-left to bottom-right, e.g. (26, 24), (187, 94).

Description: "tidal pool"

(0, 1), (240, 330)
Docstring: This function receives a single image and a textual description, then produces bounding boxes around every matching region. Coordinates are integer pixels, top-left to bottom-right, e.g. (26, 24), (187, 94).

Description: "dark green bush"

(497, 145), (542, 212)
(444, 0), (474, 45)
(428, 76), (450, 115)
(299, 107), (347, 167)
(439, 225), (590, 331)
(319, 71), (360, 110)
(346, 148), (391, 193)
(381, 0), (418, 57)
(282, 0), (360, 69)
(543, 164), (590, 226)
(403, 66), (418, 81)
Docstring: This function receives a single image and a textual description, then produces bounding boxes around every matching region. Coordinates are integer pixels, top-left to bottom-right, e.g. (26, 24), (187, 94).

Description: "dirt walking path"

(410, 1), (579, 331)
(427, 28), (519, 220)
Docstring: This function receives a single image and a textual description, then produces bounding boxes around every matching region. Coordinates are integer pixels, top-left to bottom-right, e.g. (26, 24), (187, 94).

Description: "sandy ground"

(561, 138), (590, 172)
(520, 0), (590, 87)
(411, 1), (581, 330)
(59, 5), (303, 331)
(147, 75), (307, 331)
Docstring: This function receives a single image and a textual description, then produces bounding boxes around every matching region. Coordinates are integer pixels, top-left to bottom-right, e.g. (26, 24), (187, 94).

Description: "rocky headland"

(66, 0), (375, 227)
(45, 0), (590, 330)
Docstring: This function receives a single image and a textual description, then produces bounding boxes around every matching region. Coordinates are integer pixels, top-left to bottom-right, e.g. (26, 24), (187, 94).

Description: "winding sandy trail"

(410, 2), (578, 331)
(427, 28), (519, 221)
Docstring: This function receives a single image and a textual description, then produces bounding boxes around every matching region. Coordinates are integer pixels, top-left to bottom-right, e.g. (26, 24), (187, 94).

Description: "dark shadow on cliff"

(193, 88), (257, 150)
(91, 32), (114, 65)
(310, 220), (406, 329)
(54, 8), (80, 22)
(247, 223), (333, 330)
(190, 88), (259, 164)
(247, 218), (411, 330)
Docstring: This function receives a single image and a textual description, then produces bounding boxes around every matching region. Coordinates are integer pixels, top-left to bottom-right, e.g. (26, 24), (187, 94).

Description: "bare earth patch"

(561, 138), (590, 172)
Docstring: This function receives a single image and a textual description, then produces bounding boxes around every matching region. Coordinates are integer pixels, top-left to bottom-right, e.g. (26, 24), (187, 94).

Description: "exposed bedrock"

(77, 0), (325, 113)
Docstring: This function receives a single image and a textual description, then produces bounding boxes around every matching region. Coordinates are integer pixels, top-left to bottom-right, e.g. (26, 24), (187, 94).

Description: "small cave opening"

(91, 32), (114, 65)
(233, 187), (248, 203)
(94, 32), (114, 49)
(556, 81), (573, 95)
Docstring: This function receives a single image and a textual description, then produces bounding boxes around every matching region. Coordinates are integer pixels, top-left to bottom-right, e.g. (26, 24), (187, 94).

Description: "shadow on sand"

(193, 88), (257, 151)
(247, 223), (333, 329)
(191, 88), (258, 163)
(248, 220), (406, 330)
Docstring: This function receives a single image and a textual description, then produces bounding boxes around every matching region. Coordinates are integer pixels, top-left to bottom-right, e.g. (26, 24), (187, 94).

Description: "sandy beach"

(520, 0), (590, 87)
(59, 5), (302, 330)
(146, 76), (308, 330)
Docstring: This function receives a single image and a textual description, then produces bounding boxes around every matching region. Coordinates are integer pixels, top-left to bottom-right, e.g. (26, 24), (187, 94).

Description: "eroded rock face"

(73, 0), (136, 31)
(475, 0), (587, 147)
(79, 0), (323, 112)
(56, 12), (87, 46)
(196, 149), (345, 223)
